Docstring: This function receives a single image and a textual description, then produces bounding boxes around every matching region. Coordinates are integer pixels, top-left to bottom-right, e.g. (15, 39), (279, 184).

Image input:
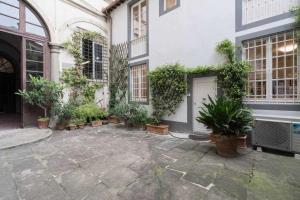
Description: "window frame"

(243, 31), (299, 104)
(82, 39), (104, 81)
(130, 0), (147, 40)
(159, 0), (180, 16)
(129, 61), (149, 104)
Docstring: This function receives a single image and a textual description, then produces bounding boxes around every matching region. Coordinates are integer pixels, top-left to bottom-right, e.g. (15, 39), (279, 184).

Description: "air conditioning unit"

(252, 110), (300, 154)
(253, 119), (292, 152)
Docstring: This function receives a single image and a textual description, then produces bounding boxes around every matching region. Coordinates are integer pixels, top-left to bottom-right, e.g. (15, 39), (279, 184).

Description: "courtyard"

(0, 125), (300, 200)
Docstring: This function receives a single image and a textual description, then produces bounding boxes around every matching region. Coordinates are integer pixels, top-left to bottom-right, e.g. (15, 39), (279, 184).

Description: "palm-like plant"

(196, 96), (253, 137)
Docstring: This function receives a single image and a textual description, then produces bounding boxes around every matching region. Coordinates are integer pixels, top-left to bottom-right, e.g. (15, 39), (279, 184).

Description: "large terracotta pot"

(37, 118), (49, 129)
(215, 136), (238, 157)
(237, 135), (247, 149)
(56, 123), (66, 130)
(209, 133), (219, 144)
(108, 116), (120, 124)
(91, 120), (102, 127)
(146, 124), (169, 135)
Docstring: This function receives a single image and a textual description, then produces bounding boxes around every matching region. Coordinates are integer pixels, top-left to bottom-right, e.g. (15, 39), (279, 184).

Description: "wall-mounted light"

(279, 44), (298, 53)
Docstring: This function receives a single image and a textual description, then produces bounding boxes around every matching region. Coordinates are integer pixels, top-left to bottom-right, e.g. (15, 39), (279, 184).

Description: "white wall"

(110, 0), (236, 123)
(26, 0), (110, 107)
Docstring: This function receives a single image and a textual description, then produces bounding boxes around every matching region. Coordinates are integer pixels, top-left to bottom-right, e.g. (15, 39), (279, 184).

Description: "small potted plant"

(146, 118), (169, 135)
(16, 75), (63, 129)
(91, 116), (102, 127)
(53, 102), (75, 130)
(75, 118), (85, 129)
(196, 96), (253, 157)
(68, 119), (77, 130)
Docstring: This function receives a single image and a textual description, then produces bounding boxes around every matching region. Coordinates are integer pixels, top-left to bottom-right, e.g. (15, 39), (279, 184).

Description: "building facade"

(104, 0), (299, 133)
(0, 0), (110, 128)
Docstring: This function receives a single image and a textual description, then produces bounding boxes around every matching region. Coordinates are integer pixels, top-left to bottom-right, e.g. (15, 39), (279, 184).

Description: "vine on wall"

(108, 43), (129, 111)
(62, 30), (105, 105)
(292, 6), (300, 43)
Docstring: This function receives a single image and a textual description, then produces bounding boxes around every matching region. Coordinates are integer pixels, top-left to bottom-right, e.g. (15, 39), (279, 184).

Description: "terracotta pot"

(102, 120), (109, 125)
(77, 123), (85, 129)
(146, 124), (169, 135)
(37, 118), (49, 129)
(68, 124), (76, 130)
(56, 123), (66, 130)
(237, 135), (247, 149)
(91, 120), (102, 127)
(215, 136), (238, 157)
(209, 133), (219, 144)
(108, 116), (120, 124)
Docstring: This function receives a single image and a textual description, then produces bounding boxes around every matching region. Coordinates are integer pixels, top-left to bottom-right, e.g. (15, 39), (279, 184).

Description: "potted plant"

(113, 102), (149, 128)
(53, 102), (75, 130)
(68, 119), (77, 130)
(16, 75), (63, 129)
(147, 64), (187, 134)
(196, 96), (253, 157)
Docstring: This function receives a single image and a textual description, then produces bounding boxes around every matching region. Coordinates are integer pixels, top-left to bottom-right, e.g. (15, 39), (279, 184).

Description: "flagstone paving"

(0, 124), (300, 200)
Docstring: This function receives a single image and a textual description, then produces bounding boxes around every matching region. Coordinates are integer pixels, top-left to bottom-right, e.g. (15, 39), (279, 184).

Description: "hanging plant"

(149, 64), (187, 124)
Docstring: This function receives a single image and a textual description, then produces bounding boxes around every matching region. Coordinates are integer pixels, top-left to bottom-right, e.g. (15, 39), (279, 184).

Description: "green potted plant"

(68, 119), (77, 130)
(113, 102), (149, 128)
(196, 96), (253, 157)
(53, 102), (75, 130)
(16, 75), (63, 129)
(147, 64), (187, 135)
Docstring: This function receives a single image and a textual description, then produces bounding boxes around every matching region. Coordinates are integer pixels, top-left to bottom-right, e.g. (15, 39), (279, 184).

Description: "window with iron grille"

(82, 39), (103, 80)
(243, 31), (298, 103)
(130, 63), (148, 103)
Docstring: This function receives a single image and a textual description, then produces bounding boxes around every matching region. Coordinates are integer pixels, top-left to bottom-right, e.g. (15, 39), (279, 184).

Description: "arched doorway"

(0, 0), (50, 129)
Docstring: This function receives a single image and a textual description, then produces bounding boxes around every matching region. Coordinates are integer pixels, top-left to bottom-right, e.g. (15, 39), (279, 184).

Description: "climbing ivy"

(149, 64), (187, 124)
(216, 40), (250, 102)
(62, 30), (105, 105)
(63, 30), (106, 66)
(108, 43), (129, 112)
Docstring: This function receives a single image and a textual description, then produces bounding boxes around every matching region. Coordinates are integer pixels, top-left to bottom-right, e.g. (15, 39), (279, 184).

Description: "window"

(0, 0), (20, 29)
(164, 0), (177, 11)
(26, 40), (44, 81)
(159, 0), (180, 15)
(131, 0), (147, 40)
(130, 63), (148, 103)
(82, 39), (103, 80)
(243, 31), (298, 103)
(25, 7), (45, 37)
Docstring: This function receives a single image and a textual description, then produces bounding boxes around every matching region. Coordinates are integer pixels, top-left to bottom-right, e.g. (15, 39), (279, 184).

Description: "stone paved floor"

(0, 124), (300, 200)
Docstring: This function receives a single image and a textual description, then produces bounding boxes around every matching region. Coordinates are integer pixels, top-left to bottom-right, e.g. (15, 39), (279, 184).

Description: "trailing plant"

(111, 102), (149, 127)
(196, 96), (253, 137)
(149, 64), (187, 124)
(16, 75), (63, 119)
(109, 43), (129, 112)
(186, 65), (222, 75)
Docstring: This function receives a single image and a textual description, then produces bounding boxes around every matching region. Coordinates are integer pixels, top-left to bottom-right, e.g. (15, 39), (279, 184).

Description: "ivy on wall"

(63, 30), (106, 66)
(149, 64), (187, 124)
(108, 43), (129, 112)
(61, 30), (105, 105)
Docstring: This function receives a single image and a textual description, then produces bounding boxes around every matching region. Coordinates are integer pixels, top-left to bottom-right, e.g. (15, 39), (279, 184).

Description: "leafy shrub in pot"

(53, 102), (76, 130)
(112, 102), (149, 128)
(196, 96), (253, 157)
(16, 75), (63, 129)
(75, 103), (108, 127)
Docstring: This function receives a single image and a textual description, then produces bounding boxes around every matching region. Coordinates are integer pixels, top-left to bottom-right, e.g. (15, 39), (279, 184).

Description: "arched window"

(0, 0), (47, 38)
(0, 57), (14, 73)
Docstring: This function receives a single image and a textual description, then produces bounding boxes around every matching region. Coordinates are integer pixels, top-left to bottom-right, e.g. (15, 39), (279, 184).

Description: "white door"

(193, 77), (217, 133)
